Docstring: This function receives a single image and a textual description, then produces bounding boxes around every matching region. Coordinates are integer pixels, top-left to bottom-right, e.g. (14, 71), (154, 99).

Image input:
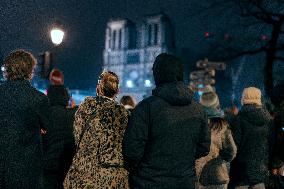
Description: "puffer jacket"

(123, 81), (211, 189)
(230, 104), (272, 186)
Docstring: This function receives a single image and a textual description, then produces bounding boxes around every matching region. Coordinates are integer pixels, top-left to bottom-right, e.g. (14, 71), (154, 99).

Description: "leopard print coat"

(64, 96), (129, 189)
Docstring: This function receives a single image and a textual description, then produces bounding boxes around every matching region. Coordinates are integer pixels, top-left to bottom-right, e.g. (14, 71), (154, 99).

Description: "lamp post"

(40, 26), (65, 79)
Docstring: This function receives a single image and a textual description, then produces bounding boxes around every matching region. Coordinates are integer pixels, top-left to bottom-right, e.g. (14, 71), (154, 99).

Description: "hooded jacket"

(43, 85), (76, 189)
(0, 80), (50, 189)
(123, 81), (211, 189)
(230, 104), (272, 185)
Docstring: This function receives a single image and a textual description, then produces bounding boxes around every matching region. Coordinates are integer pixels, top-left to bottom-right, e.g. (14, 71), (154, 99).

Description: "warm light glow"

(50, 28), (64, 45)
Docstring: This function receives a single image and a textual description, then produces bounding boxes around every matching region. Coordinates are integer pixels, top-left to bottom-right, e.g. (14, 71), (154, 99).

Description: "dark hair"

(208, 117), (229, 132)
(152, 53), (183, 86)
(120, 95), (136, 107)
(3, 49), (37, 80)
(98, 71), (119, 98)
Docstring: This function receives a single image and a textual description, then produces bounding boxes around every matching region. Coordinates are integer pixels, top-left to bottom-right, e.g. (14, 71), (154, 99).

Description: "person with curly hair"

(64, 71), (129, 189)
(0, 49), (51, 189)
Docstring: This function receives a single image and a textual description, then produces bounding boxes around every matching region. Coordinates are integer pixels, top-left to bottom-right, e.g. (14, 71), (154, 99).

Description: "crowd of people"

(0, 49), (284, 189)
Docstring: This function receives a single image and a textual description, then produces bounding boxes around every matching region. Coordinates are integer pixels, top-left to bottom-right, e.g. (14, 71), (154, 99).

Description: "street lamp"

(50, 28), (64, 45)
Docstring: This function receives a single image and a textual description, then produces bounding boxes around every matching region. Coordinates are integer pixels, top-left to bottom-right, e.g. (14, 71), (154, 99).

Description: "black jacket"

(43, 85), (76, 189)
(0, 80), (50, 189)
(271, 102), (284, 169)
(123, 81), (211, 189)
(230, 104), (272, 185)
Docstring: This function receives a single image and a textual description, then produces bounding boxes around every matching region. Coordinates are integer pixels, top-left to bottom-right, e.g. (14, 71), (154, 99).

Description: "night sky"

(0, 0), (239, 89)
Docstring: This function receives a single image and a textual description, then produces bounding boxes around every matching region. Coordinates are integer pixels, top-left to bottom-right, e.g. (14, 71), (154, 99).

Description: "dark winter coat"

(0, 80), (50, 189)
(271, 102), (284, 169)
(230, 104), (272, 186)
(43, 85), (76, 189)
(123, 81), (211, 189)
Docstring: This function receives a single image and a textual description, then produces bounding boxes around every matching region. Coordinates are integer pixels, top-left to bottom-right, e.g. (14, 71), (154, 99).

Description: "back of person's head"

(200, 90), (220, 109)
(241, 87), (262, 106)
(3, 49), (37, 81)
(49, 69), (64, 85)
(271, 82), (284, 107)
(152, 53), (183, 86)
(97, 71), (119, 98)
(209, 117), (229, 132)
(120, 95), (136, 108)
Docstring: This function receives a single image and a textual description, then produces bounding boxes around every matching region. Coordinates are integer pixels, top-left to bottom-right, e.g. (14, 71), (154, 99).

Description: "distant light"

(50, 28), (64, 45)
(126, 80), (134, 88)
(261, 35), (267, 41)
(198, 84), (204, 96)
(144, 79), (152, 87)
(204, 31), (210, 38)
(224, 33), (230, 40)
(1, 66), (5, 72)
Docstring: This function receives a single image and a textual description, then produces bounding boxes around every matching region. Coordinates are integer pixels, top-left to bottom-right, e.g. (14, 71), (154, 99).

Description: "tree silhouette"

(199, 0), (284, 98)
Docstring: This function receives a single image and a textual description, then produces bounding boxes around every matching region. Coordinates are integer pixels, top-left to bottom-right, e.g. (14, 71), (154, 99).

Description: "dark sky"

(0, 0), (237, 89)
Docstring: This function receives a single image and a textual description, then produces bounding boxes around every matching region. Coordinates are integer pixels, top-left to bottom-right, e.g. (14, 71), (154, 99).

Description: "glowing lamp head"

(50, 28), (64, 45)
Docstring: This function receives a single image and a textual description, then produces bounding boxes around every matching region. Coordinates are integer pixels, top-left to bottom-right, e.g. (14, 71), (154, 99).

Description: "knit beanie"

(202, 85), (215, 93)
(49, 69), (64, 85)
(200, 91), (220, 109)
(241, 87), (262, 106)
(152, 53), (184, 86)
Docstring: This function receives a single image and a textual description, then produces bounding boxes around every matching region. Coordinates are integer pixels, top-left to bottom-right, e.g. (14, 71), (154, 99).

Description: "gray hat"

(200, 91), (220, 109)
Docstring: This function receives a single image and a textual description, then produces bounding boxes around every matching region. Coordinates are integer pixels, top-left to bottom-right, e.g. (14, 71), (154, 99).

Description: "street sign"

(190, 69), (215, 80)
(196, 58), (226, 70)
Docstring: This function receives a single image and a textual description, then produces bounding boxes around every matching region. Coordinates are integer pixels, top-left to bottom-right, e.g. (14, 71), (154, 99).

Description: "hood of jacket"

(152, 81), (193, 106)
(239, 104), (271, 126)
(47, 85), (69, 106)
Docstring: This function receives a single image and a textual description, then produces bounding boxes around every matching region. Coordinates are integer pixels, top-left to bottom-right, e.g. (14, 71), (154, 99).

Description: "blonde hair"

(98, 71), (119, 98)
(3, 49), (37, 80)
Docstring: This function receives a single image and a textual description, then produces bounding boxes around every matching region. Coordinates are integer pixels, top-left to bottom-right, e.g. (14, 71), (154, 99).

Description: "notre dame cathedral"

(103, 13), (174, 101)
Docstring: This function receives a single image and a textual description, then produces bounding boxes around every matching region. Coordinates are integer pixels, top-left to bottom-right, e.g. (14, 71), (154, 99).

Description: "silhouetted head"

(152, 53), (183, 86)
(49, 69), (64, 85)
(97, 71), (119, 98)
(3, 49), (37, 81)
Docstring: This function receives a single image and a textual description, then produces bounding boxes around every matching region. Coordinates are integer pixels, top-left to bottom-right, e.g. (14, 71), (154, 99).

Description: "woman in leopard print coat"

(64, 71), (129, 189)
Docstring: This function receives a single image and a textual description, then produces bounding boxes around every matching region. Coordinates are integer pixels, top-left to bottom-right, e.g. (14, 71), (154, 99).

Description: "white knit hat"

(241, 87), (262, 106)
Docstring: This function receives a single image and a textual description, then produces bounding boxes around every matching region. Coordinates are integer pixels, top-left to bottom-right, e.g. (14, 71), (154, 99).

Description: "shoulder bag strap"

(76, 111), (97, 151)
